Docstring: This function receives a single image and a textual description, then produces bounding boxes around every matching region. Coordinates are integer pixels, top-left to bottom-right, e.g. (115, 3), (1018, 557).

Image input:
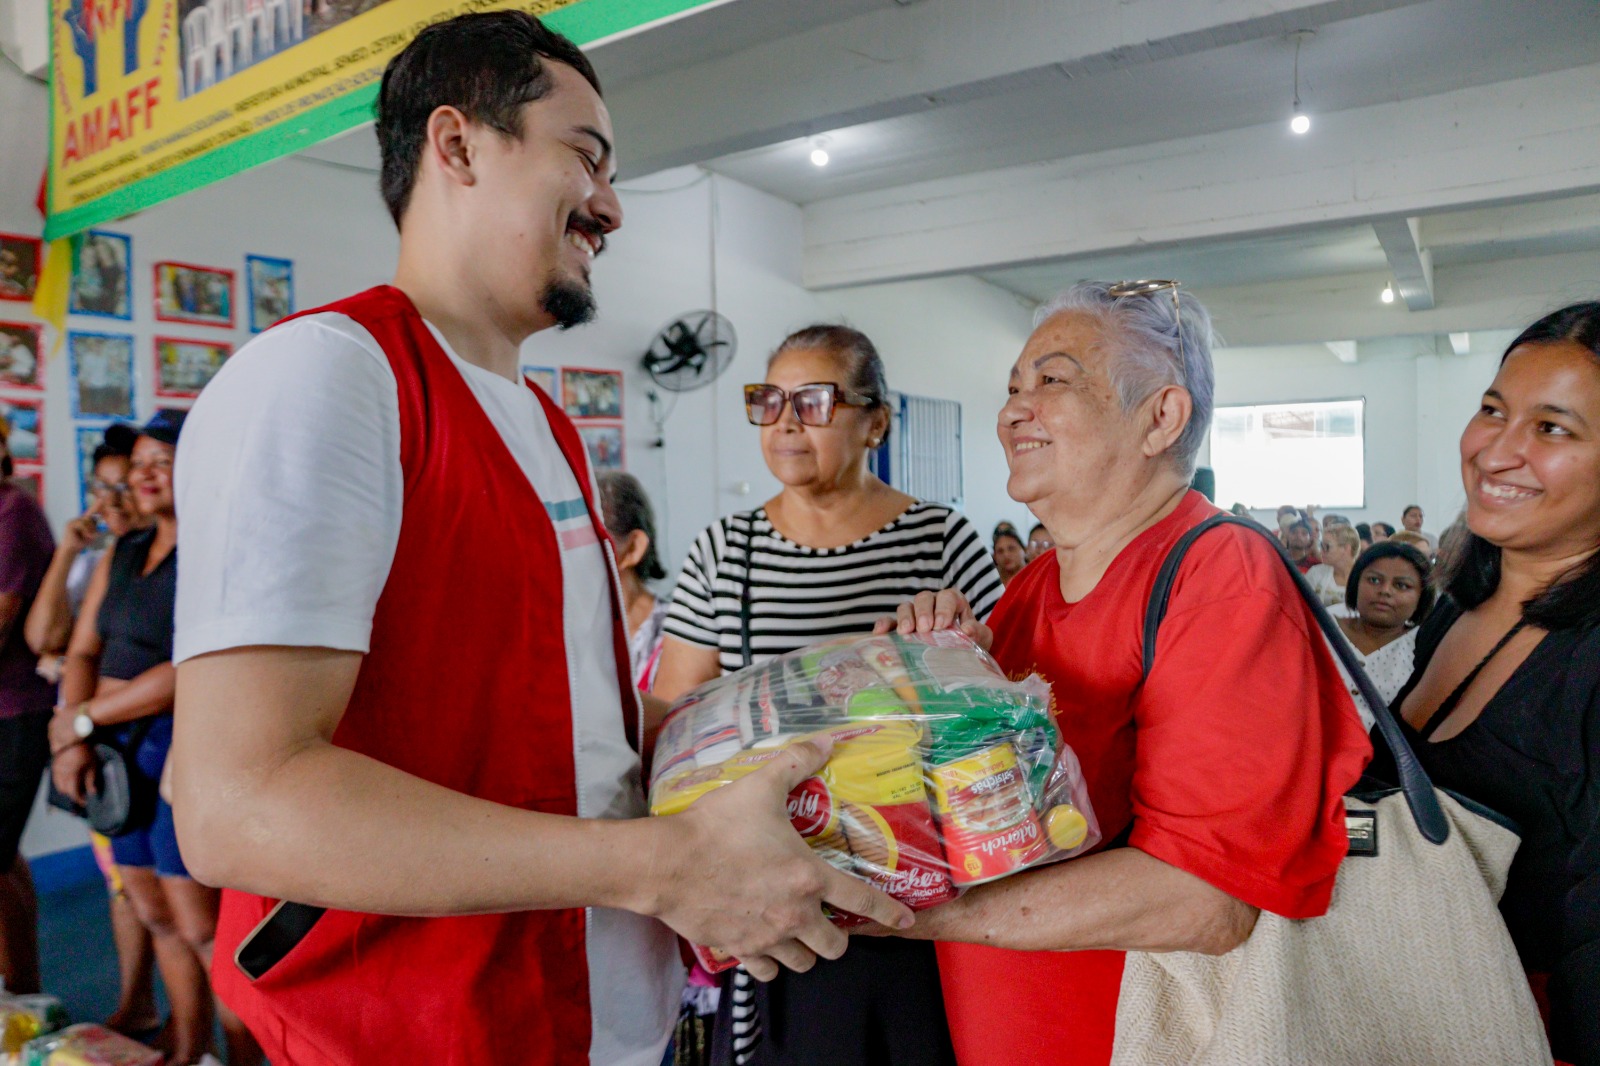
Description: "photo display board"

(45, 0), (720, 238)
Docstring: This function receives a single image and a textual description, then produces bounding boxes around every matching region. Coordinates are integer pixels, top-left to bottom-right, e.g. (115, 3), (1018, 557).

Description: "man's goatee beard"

(541, 277), (596, 331)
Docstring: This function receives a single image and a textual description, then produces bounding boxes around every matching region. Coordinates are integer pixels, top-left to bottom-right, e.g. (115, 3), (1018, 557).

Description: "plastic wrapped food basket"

(649, 630), (1098, 971)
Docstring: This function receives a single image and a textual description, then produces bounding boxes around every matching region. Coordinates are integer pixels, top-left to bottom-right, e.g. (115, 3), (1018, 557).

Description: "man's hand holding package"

(646, 735), (915, 981)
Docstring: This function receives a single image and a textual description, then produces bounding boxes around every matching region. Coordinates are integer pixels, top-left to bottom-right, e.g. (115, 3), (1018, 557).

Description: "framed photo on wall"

(0, 394), (44, 464)
(521, 365), (557, 399)
(69, 231), (133, 320)
(154, 336), (232, 398)
(577, 422), (624, 473)
(0, 321), (43, 389)
(76, 425), (110, 511)
(153, 261), (235, 327)
(561, 366), (623, 419)
(0, 234), (41, 302)
(246, 255), (294, 333)
(68, 331), (136, 420)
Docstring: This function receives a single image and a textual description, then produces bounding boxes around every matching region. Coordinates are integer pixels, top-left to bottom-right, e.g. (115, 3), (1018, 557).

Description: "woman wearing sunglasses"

(23, 424), (160, 1041)
(654, 324), (1003, 1066)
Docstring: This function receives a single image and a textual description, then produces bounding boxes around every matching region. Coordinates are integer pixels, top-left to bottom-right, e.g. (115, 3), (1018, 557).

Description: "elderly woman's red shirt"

(937, 490), (1371, 1066)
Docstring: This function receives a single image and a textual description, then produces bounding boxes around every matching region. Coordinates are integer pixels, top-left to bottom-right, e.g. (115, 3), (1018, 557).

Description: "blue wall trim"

(29, 845), (99, 895)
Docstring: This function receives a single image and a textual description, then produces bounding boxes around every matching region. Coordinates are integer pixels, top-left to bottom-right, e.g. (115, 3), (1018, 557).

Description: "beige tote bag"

(1110, 516), (1551, 1066)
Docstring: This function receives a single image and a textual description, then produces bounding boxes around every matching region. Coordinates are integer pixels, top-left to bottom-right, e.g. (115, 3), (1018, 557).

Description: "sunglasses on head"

(744, 382), (876, 427)
(1108, 279), (1184, 355)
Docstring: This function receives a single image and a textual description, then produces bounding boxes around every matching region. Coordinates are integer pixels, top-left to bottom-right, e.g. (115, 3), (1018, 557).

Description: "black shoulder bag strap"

(1141, 513), (1450, 845)
(737, 510), (757, 669)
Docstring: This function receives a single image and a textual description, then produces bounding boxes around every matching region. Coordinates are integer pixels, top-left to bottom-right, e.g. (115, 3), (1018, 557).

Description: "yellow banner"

(46, 0), (716, 239)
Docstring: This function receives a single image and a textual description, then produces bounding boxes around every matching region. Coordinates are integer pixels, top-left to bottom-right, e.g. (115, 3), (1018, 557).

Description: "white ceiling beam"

(604, 0), (1428, 179)
(1371, 216), (1435, 310)
(802, 62), (1600, 289)
(1325, 340), (1359, 363)
(1198, 248), (1600, 347)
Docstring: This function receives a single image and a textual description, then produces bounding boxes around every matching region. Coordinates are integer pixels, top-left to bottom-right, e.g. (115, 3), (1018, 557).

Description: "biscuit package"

(18, 1024), (160, 1066)
(649, 630), (1098, 972)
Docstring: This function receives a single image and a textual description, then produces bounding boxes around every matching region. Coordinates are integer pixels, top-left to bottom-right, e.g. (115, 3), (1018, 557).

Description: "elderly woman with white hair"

(878, 282), (1372, 1066)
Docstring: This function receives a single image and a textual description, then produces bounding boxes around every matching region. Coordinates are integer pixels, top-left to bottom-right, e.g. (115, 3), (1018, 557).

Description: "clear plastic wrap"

(18, 1025), (159, 1066)
(649, 630), (1099, 972)
(0, 991), (66, 1062)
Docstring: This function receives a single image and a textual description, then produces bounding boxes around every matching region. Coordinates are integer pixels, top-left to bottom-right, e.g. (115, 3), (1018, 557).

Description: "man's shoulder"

(204, 310), (399, 411)
(242, 309), (386, 360)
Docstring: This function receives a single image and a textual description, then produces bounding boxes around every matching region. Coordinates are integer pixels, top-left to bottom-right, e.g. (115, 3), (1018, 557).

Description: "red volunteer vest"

(210, 287), (640, 1065)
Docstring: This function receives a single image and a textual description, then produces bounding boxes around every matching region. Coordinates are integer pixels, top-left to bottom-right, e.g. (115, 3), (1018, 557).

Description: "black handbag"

(46, 718), (158, 837)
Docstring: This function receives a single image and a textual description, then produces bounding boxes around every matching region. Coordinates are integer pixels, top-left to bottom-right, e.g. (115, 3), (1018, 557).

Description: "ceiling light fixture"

(1288, 31), (1313, 135)
(809, 147), (830, 167)
(1381, 284), (1396, 304)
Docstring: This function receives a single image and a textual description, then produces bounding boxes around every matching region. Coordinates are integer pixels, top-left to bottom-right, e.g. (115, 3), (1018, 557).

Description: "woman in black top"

(48, 411), (261, 1066)
(1394, 302), (1600, 1065)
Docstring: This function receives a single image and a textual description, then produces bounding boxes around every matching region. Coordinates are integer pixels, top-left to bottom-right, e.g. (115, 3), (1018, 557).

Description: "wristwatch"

(72, 704), (95, 740)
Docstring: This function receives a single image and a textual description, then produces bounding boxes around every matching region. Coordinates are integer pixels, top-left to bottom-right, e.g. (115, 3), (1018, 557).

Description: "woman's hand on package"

(647, 735), (915, 982)
(873, 589), (993, 651)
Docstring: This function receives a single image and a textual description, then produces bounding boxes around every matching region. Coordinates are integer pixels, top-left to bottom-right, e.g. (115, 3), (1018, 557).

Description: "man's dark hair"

(1346, 541), (1435, 622)
(1443, 301), (1600, 629)
(376, 12), (601, 228)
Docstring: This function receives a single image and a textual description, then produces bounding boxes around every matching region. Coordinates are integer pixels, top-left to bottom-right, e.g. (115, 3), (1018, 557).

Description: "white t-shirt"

(1336, 625), (1421, 709)
(173, 311), (679, 1066)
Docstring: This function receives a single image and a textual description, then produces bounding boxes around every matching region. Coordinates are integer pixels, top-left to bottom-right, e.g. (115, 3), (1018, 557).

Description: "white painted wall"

(1209, 335), (1509, 533)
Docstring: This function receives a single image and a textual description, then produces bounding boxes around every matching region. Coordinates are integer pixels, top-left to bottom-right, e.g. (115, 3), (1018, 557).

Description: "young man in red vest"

(168, 14), (911, 1065)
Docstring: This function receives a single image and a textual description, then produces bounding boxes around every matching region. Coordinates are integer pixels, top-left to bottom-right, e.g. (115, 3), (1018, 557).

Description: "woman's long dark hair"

(1444, 301), (1600, 629)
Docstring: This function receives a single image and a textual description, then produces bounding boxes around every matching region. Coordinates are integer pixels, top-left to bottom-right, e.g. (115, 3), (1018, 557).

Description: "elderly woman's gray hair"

(1033, 281), (1216, 475)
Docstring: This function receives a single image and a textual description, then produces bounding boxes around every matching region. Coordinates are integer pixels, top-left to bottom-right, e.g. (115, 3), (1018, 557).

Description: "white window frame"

(1208, 397), (1366, 510)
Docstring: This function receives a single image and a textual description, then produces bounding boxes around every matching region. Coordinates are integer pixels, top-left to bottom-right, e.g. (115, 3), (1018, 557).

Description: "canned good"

(931, 742), (1048, 885)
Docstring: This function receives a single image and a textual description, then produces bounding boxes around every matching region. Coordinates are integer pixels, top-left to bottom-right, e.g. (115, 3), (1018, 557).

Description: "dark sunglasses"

(744, 382), (876, 427)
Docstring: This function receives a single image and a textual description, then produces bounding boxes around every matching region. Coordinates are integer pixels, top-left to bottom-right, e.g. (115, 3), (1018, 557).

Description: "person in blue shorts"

(50, 410), (260, 1065)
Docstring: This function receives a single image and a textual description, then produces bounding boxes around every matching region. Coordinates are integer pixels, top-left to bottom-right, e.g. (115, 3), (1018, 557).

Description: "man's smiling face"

(467, 61), (622, 332)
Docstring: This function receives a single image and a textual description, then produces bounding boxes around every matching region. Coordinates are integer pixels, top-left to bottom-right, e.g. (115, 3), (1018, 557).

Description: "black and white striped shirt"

(664, 501), (1003, 672)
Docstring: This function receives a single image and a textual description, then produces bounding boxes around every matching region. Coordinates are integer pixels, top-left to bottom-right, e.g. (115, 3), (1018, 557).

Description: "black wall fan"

(642, 310), (736, 392)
